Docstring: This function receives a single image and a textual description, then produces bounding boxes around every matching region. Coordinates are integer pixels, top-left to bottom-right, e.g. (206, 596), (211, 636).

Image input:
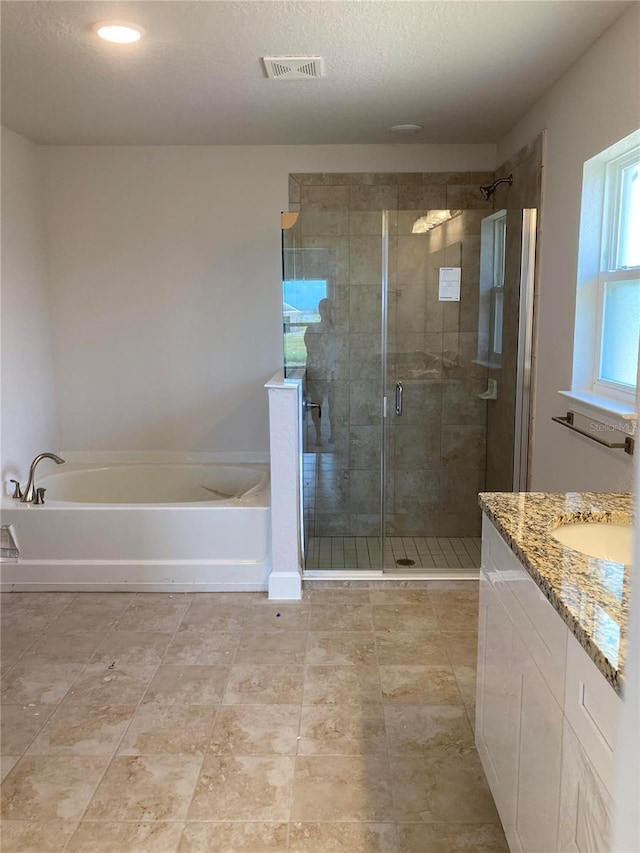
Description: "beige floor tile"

(1, 660), (84, 706)
(1, 592), (76, 612)
(369, 589), (434, 605)
(27, 700), (135, 756)
(291, 755), (394, 821)
(303, 665), (382, 705)
(64, 592), (138, 610)
(91, 630), (174, 667)
(66, 820), (184, 852)
(306, 632), (376, 666)
(0, 755), (107, 820)
(0, 588), (501, 850)
(384, 704), (475, 754)
(188, 755), (295, 820)
(1, 594), (75, 631)
(1, 754), (20, 781)
(298, 704), (386, 754)
(179, 821), (288, 852)
(84, 755), (202, 821)
(43, 611), (119, 635)
(0, 820), (78, 852)
(114, 596), (191, 632)
(179, 601), (252, 633)
(434, 609), (479, 634)
(0, 628), (38, 668)
(452, 664), (478, 706)
(428, 583), (479, 601)
(309, 604), (374, 631)
(372, 604), (438, 633)
(46, 595), (136, 633)
(66, 663), (157, 706)
(163, 631), (240, 665)
(380, 665), (462, 704)
(397, 822), (509, 852)
(1, 704), (53, 754)
(242, 603), (311, 632)
(308, 588), (371, 605)
(375, 631), (448, 666)
(190, 592), (265, 607)
(223, 664), (304, 704)
(142, 665), (229, 705)
(118, 705), (216, 755)
(432, 595), (479, 632)
(391, 752), (501, 823)
(234, 631), (308, 665)
(22, 630), (110, 665)
(289, 822), (398, 852)
(441, 630), (479, 666)
(209, 705), (300, 754)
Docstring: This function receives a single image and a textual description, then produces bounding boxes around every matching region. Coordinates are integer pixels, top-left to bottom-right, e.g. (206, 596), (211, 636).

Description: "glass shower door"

(381, 207), (536, 572)
(381, 208), (488, 571)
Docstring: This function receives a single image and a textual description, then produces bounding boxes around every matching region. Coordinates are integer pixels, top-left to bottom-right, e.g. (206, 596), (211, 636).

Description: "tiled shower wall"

(287, 168), (530, 538)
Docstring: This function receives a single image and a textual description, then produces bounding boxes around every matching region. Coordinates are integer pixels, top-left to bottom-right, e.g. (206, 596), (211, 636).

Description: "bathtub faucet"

(20, 453), (65, 503)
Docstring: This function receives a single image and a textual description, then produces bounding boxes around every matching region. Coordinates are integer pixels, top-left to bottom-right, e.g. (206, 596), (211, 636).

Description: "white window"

(565, 129), (640, 421)
(595, 149), (640, 397)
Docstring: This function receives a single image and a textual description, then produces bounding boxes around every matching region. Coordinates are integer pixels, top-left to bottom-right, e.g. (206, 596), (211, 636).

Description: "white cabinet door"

(477, 570), (522, 847)
(557, 717), (614, 852)
(564, 632), (621, 798)
(514, 634), (563, 853)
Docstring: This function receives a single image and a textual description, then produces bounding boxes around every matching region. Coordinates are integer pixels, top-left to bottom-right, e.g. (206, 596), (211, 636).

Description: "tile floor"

(305, 537), (481, 571)
(0, 584), (508, 852)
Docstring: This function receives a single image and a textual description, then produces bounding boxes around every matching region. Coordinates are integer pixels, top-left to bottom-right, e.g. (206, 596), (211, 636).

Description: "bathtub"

(1, 456), (271, 592)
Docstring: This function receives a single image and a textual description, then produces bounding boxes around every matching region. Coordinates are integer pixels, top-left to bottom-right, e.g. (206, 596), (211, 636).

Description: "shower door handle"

(303, 398), (322, 419)
(395, 382), (403, 416)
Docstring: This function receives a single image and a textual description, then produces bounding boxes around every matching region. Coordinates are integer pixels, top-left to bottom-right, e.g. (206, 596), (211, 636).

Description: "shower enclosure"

(282, 169), (538, 574)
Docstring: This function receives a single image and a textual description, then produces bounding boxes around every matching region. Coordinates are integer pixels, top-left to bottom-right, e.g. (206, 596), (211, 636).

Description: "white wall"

(497, 4), (640, 492)
(41, 143), (494, 453)
(1, 127), (58, 482)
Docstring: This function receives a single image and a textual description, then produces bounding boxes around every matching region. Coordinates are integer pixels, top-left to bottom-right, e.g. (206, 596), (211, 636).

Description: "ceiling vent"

(262, 56), (324, 80)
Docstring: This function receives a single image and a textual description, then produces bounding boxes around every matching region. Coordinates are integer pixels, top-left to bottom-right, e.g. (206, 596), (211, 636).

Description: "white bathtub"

(1, 457), (271, 592)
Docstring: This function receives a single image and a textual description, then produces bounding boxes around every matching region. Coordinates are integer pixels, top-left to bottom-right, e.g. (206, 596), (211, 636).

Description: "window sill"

(558, 390), (637, 427)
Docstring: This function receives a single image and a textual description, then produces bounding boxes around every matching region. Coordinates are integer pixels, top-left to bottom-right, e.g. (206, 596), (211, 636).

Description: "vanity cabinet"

(477, 514), (621, 853)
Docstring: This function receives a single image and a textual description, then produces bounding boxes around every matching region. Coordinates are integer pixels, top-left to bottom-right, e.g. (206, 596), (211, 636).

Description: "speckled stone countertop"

(478, 492), (633, 696)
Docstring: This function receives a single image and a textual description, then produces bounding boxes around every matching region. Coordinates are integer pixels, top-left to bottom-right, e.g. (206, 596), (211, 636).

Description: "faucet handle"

(9, 479), (23, 500)
(33, 488), (46, 506)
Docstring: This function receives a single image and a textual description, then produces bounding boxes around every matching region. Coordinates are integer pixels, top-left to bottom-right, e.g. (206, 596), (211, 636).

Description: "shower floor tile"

(305, 536), (481, 570)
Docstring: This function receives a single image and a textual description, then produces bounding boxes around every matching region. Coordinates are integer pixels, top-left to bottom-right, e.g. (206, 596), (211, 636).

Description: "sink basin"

(551, 522), (632, 565)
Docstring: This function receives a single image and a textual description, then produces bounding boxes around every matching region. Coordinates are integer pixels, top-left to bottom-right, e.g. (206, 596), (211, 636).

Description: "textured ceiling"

(1, 0), (632, 145)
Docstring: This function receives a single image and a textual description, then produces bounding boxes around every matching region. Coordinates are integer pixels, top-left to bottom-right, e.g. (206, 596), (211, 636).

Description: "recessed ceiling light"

(390, 124), (424, 135)
(94, 22), (144, 43)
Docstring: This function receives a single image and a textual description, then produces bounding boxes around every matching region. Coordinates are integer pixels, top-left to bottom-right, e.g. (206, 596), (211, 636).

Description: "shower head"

(479, 174), (514, 200)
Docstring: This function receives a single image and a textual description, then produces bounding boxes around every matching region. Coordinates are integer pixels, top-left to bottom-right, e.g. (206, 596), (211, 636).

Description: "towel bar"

(552, 411), (634, 455)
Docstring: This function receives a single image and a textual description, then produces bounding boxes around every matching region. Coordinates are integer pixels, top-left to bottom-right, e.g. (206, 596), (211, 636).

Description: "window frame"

(592, 147), (640, 402)
(567, 131), (640, 422)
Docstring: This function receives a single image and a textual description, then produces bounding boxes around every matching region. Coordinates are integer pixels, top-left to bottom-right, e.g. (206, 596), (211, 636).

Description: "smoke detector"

(263, 56), (324, 80)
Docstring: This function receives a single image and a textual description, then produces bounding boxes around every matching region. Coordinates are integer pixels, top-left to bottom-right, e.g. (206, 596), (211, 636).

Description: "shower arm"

(479, 174), (514, 200)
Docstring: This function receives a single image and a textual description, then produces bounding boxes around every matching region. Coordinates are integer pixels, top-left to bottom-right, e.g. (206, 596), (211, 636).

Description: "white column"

(265, 370), (303, 600)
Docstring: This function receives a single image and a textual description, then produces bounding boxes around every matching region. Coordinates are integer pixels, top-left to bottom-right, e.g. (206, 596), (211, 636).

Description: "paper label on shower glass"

(438, 267), (461, 301)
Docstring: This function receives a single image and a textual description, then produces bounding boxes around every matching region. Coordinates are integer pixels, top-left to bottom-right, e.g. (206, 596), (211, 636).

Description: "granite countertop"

(478, 492), (633, 696)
